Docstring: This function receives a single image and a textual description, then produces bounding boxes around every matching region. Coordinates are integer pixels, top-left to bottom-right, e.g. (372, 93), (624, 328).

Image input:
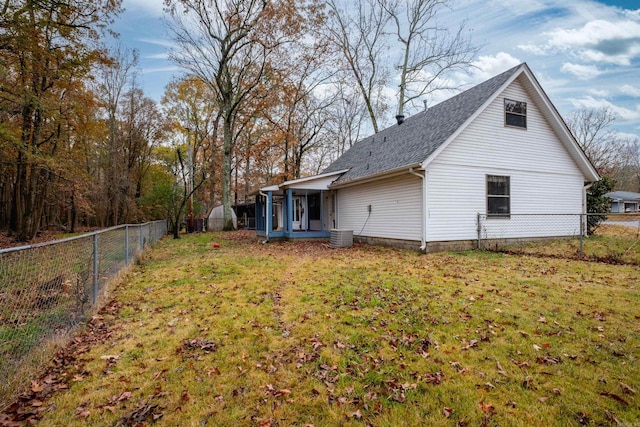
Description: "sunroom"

(255, 170), (347, 240)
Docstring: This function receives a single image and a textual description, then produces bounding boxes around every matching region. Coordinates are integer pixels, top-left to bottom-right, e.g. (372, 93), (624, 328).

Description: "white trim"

(279, 169), (349, 187)
(259, 169), (349, 193)
(329, 164), (422, 189)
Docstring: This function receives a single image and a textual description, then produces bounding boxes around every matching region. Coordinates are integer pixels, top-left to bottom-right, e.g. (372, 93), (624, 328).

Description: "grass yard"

(22, 232), (640, 426)
(500, 224), (640, 265)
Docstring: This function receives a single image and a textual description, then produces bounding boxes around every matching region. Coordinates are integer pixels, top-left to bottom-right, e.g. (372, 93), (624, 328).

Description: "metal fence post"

(92, 233), (99, 305)
(477, 213), (482, 250)
(125, 225), (129, 267)
(579, 214), (584, 260)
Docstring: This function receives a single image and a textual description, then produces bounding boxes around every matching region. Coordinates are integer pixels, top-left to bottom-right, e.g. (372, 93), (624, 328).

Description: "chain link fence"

(0, 220), (167, 407)
(477, 213), (640, 264)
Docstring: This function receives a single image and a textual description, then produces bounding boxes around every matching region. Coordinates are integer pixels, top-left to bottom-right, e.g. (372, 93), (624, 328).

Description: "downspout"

(583, 182), (593, 214)
(259, 191), (269, 243)
(409, 168), (427, 251)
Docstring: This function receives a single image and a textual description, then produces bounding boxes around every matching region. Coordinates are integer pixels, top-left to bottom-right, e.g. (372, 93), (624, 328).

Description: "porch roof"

(258, 169), (349, 193)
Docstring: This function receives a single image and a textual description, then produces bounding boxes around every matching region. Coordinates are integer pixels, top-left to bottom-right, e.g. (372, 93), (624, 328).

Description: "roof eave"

(329, 163), (423, 189)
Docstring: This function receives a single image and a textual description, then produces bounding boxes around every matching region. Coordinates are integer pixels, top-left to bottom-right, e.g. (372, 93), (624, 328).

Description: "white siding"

(427, 76), (585, 241)
(337, 174), (422, 241)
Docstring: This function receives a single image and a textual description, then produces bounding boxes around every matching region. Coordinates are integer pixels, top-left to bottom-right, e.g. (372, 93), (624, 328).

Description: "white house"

(256, 63), (600, 251)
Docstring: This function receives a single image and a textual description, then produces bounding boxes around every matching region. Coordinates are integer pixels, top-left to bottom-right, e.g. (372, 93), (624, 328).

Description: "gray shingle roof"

(323, 63), (524, 184)
(605, 191), (640, 201)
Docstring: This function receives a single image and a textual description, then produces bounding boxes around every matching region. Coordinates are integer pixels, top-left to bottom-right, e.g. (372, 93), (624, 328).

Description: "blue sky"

(112, 0), (640, 139)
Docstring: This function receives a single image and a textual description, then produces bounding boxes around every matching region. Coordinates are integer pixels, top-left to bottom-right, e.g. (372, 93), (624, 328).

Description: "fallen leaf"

(537, 396), (549, 403)
(600, 392), (628, 406)
(522, 376), (535, 390)
(30, 381), (45, 393)
(620, 382), (636, 395)
(443, 407), (453, 417)
(115, 391), (132, 402)
(538, 316), (547, 323)
(349, 409), (362, 419)
(478, 401), (495, 414)
(604, 410), (620, 425)
(100, 355), (119, 361)
(533, 344), (541, 352)
(495, 360), (508, 377)
(275, 389), (291, 397)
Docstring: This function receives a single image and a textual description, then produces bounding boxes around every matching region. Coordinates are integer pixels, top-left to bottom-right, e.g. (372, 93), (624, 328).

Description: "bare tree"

(324, 0), (390, 133)
(381, 0), (478, 118)
(94, 45), (140, 226)
(165, 0), (272, 230)
(611, 138), (640, 192)
(566, 107), (627, 175)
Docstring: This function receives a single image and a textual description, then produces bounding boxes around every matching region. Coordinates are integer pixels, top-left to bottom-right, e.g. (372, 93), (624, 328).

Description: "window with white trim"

(505, 99), (526, 128)
(487, 175), (510, 217)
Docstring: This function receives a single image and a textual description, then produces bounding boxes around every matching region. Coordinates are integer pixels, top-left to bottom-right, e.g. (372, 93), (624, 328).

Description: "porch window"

(487, 175), (510, 217)
(505, 99), (526, 129)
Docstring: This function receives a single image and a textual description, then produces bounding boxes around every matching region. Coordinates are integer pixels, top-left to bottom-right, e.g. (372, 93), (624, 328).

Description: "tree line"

(1, 0), (638, 242)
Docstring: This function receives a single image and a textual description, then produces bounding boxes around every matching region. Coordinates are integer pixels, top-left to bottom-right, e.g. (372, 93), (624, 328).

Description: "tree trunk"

(222, 112), (235, 231)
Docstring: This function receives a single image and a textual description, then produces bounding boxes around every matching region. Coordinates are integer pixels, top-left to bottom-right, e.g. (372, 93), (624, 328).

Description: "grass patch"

(502, 224), (640, 265)
(30, 232), (640, 426)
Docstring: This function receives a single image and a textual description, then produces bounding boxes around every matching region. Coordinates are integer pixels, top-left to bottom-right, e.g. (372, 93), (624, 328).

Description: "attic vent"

(396, 114), (405, 125)
(330, 229), (353, 248)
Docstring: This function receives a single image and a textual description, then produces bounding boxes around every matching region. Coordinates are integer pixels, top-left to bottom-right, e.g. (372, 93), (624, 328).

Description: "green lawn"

(501, 224), (640, 265)
(27, 232), (640, 426)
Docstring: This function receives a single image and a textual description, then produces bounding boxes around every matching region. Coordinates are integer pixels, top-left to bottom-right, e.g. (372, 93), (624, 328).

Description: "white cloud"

(545, 18), (640, 65)
(136, 38), (175, 48)
(615, 131), (640, 142)
(123, 0), (165, 16)
(142, 66), (181, 75)
(144, 52), (170, 60)
(517, 43), (548, 56)
(620, 84), (640, 98)
(487, 0), (548, 16)
(588, 88), (610, 97)
(568, 96), (640, 121)
(560, 62), (601, 80)
(471, 52), (522, 81)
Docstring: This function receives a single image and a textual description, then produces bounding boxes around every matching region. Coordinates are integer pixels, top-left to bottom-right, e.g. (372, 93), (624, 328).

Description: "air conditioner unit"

(330, 229), (353, 248)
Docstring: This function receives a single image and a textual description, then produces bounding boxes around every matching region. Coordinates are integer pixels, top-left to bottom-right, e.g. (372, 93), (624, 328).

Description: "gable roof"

(323, 63), (599, 186)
